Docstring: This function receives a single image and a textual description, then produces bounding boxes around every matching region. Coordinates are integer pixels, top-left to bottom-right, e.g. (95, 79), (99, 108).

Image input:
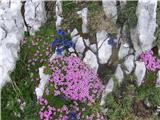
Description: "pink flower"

(140, 50), (160, 71)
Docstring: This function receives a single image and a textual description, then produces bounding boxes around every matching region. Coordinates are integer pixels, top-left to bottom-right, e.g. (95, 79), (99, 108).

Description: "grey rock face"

(97, 31), (112, 64)
(136, 0), (157, 51)
(0, 0), (47, 88)
(118, 43), (130, 60)
(124, 55), (135, 74)
(89, 44), (97, 53)
(156, 70), (160, 87)
(83, 50), (99, 72)
(0, 0), (25, 88)
(25, 0), (46, 35)
(115, 64), (124, 82)
(75, 37), (85, 55)
(102, 0), (117, 23)
(77, 8), (88, 33)
(130, 27), (142, 58)
(134, 61), (146, 86)
(100, 78), (114, 107)
(71, 28), (78, 38)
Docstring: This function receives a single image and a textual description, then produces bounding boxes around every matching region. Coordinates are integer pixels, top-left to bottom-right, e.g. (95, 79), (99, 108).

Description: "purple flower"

(139, 50), (160, 71)
(57, 29), (66, 36)
(49, 55), (104, 103)
(69, 111), (76, 120)
(108, 37), (116, 46)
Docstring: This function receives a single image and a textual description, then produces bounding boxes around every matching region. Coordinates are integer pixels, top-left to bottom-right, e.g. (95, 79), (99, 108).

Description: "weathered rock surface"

(71, 28), (78, 38)
(114, 64), (124, 82)
(130, 27), (142, 58)
(135, 61), (146, 86)
(35, 66), (49, 98)
(118, 43), (130, 60)
(136, 0), (157, 51)
(97, 31), (112, 64)
(77, 8), (88, 33)
(100, 78), (114, 106)
(102, 0), (117, 23)
(25, 0), (47, 35)
(124, 55), (135, 74)
(75, 37), (85, 54)
(100, 78), (114, 114)
(83, 50), (99, 72)
(156, 70), (160, 87)
(89, 44), (97, 53)
(0, 0), (25, 88)
(0, 0), (46, 88)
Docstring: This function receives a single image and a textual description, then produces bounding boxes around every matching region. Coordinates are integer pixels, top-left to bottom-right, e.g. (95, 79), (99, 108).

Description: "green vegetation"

(156, 1), (160, 48)
(1, 1), (160, 120)
(117, 1), (138, 28)
(1, 19), (55, 120)
(105, 72), (160, 120)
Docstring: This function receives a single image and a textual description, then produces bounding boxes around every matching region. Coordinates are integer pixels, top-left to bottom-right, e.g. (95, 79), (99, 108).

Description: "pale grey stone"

(156, 70), (160, 87)
(136, 0), (157, 51)
(118, 43), (130, 60)
(75, 37), (85, 54)
(97, 31), (112, 64)
(102, 0), (117, 23)
(124, 55), (135, 74)
(25, 0), (46, 35)
(135, 61), (146, 86)
(83, 50), (99, 72)
(114, 64), (124, 82)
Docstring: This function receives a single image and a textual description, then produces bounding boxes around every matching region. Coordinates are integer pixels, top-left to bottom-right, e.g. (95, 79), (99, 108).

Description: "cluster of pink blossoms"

(38, 99), (105, 120)
(49, 55), (104, 103)
(140, 50), (160, 71)
(22, 37), (52, 81)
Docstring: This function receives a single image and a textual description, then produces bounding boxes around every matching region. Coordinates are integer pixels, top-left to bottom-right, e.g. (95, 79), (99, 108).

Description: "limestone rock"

(97, 31), (112, 64)
(25, 0), (47, 35)
(84, 39), (90, 46)
(75, 37), (85, 54)
(0, 27), (6, 40)
(71, 28), (78, 38)
(77, 8), (88, 33)
(118, 43), (130, 60)
(114, 64), (124, 82)
(124, 55), (135, 74)
(100, 78), (114, 106)
(136, 0), (157, 51)
(156, 70), (160, 87)
(102, 0), (117, 23)
(35, 66), (49, 98)
(83, 50), (99, 72)
(135, 61), (146, 86)
(89, 44), (97, 53)
(0, 1), (25, 89)
(130, 27), (142, 58)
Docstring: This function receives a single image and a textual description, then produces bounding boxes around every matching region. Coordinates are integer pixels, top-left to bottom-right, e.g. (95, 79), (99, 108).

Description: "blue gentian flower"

(69, 111), (76, 120)
(57, 29), (66, 36)
(51, 38), (60, 47)
(66, 41), (74, 48)
(56, 47), (63, 55)
(60, 40), (74, 48)
(61, 40), (67, 46)
(108, 37), (116, 46)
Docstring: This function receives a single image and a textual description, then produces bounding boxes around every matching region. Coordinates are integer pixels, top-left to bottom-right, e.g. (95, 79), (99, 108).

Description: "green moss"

(117, 1), (138, 28)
